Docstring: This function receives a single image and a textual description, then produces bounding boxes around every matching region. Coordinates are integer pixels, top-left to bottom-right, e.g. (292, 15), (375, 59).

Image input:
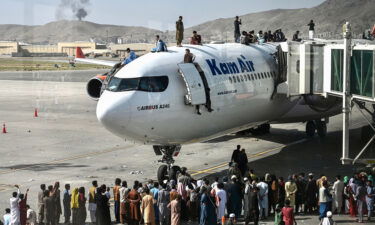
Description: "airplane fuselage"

(96, 43), (340, 145)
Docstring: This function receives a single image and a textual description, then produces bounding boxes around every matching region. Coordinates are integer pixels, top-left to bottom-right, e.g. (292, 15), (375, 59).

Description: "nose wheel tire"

(157, 165), (168, 184)
(306, 121), (316, 137)
(316, 120), (327, 138)
(169, 166), (181, 182)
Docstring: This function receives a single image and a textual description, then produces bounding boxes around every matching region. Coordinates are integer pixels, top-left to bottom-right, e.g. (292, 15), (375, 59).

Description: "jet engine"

(86, 74), (107, 100)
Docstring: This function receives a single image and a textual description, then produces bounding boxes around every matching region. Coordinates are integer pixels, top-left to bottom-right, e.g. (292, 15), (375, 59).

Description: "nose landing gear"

(153, 145), (182, 184)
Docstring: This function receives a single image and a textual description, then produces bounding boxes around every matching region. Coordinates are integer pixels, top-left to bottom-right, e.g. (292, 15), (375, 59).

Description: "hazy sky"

(1, 0), (326, 30)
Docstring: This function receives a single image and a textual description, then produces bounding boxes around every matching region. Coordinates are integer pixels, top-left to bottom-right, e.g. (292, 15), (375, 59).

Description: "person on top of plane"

(190, 31), (202, 45)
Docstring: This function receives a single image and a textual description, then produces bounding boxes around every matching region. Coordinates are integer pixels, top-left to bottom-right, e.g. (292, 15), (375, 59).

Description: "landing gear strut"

(153, 145), (181, 184)
(305, 120), (327, 138)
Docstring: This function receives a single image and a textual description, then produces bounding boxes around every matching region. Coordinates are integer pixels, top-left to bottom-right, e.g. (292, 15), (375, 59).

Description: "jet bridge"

(276, 23), (375, 166)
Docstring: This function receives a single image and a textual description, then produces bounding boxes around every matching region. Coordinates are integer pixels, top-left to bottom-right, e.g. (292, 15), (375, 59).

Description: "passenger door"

(178, 63), (207, 105)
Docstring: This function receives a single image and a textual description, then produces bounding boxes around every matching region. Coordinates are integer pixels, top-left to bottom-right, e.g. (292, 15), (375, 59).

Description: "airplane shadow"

(0, 163), (88, 172)
(204, 127), (305, 145)
(199, 126), (373, 182)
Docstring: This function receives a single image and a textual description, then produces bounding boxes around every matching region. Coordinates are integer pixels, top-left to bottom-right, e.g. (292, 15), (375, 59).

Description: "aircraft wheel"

(169, 165), (181, 182)
(306, 121), (316, 137)
(157, 165), (168, 184)
(260, 123), (271, 134)
(316, 120), (327, 138)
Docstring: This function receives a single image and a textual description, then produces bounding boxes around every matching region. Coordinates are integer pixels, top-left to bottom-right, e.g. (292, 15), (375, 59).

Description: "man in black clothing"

(231, 145), (241, 164)
(234, 16), (242, 43)
(293, 31), (302, 42)
(238, 149), (248, 176)
(305, 173), (318, 213)
(308, 20), (315, 39)
(245, 187), (259, 225)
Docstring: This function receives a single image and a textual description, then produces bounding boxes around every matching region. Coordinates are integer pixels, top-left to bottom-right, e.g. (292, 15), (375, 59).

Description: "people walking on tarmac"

(140, 188), (156, 225)
(157, 182), (171, 225)
(355, 180), (367, 223)
(238, 149), (248, 177)
(285, 176), (297, 210)
(199, 186), (216, 225)
(113, 178), (121, 223)
(183, 49), (195, 63)
(37, 184), (46, 224)
(96, 185), (111, 225)
(332, 175), (345, 214)
(168, 194), (181, 225)
(319, 211), (335, 225)
(244, 180), (259, 225)
(231, 145), (241, 164)
(366, 180), (374, 221)
(63, 184), (71, 224)
(26, 205), (37, 225)
(119, 181), (130, 224)
(3, 208), (11, 225)
(19, 189), (29, 225)
(10, 185), (21, 225)
(234, 16), (242, 43)
(176, 16), (184, 47)
(281, 200), (297, 225)
(319, 180), (333, 220)
(88, 181), (98, 223)
(305, 173), (318, 213)
(308, 20), (315, 39)
(257, 177), (269, 219)
(152, 35), (168, 52)
(215, 183), (227, 223)
(292, 31), (302, 42)
(53, 182), (62, 225)
(127, 183), (142, 225)
(190, 31), (202, 45)
(227, 176), (243, 220)
(122, 49), (137, 65)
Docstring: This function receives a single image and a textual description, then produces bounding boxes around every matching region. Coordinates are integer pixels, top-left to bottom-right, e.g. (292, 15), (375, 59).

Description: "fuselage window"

(233, 76), (237, 83)
(244, 75), (248, 81)
(107, 76), (169, 92)
(236, 76), (240, 83)
(240, 75), (244, 82)
(261, 73), (264, 79)
(229, 77), (233, 83)
(247, 74), (251, 81)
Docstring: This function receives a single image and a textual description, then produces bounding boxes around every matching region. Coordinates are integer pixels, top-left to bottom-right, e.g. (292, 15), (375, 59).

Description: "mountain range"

(0, 0), (373, 44)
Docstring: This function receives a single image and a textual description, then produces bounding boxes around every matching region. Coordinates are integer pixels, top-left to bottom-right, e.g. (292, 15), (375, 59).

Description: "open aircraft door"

(178, 63), (207, 105)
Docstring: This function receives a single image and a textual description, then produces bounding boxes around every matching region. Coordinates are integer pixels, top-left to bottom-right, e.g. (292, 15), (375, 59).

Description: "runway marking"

(190, 138), (308, 177)
(0, 146), (129, 176)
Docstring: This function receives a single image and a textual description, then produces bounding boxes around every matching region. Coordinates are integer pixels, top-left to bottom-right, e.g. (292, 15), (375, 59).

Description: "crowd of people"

(1, 145), (374, 225)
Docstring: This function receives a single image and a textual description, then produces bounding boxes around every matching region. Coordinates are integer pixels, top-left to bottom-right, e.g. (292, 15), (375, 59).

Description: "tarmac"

(0, 70), (374, 224)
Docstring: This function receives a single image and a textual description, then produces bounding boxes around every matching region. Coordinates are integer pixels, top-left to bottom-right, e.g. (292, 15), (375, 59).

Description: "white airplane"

(76, 43), (341, 182)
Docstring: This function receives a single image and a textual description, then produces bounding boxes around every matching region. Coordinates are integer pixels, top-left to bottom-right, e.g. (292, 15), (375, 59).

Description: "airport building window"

(107, 76), (169, 92)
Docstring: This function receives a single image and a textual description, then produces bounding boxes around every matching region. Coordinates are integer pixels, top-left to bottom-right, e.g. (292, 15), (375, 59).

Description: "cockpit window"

(107, 76), (169, 92)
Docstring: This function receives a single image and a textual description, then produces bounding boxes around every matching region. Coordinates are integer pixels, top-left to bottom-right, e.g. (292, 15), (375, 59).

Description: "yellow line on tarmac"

(191, 138), (308, 177)
(0, 146), (128, 175)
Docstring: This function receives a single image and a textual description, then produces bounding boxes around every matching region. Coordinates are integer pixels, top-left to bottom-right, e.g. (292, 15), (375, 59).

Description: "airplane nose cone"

(96, 91), (131, 137)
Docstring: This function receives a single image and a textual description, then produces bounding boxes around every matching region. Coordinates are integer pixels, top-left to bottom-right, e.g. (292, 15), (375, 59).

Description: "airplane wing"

(75, 58), (118, 67)
(74, 47), (118, 67)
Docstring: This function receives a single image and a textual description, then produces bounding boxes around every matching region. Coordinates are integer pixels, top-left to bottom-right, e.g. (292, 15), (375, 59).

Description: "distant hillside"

(184, 0), (375, 41)
(0, 0), (374, 44)
(0, 20), (163, 44)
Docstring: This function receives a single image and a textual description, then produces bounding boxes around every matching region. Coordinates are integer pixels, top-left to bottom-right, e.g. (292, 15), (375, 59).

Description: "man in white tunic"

(215, 183), (227, 223)
(332, 175), (345, 214)
(257, 177), (269, 219)
(10, 185), (20, 225)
